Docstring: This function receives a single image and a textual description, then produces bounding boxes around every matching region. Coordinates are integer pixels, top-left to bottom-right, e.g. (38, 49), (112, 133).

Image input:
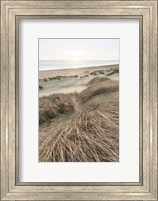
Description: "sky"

(39, 39), (119, 62)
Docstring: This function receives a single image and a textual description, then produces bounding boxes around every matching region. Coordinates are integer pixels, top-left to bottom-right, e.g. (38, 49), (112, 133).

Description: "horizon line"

(39, 63), (119, 71)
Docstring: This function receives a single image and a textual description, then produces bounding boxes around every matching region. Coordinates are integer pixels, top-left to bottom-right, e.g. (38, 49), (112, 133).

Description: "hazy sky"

(39, 39), (119, 61)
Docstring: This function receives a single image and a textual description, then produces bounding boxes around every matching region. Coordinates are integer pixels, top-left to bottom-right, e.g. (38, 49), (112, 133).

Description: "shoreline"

(39, 63), (119, 72)
(39, 64), (119, 79)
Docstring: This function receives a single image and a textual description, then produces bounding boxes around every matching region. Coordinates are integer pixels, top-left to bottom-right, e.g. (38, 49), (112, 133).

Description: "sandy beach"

(39, 64), (119, 97)
(39, 64), (119, 162)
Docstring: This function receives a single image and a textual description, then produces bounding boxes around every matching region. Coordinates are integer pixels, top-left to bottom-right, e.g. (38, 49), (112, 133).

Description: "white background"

(19, 19), (139, 182)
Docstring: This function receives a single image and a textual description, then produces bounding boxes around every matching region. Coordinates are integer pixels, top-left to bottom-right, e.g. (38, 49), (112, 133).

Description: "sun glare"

(70, 52), (82, 62)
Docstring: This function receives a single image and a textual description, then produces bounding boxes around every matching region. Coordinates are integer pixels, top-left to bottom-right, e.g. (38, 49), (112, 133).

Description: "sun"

(70, 52), (82, 62)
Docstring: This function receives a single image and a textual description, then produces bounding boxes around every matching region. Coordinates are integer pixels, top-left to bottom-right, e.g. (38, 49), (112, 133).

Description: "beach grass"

(39, 77), (119, 162)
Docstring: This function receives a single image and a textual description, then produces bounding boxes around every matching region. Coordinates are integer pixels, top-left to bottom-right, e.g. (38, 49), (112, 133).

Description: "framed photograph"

(39, 38), (119, 162)
(0, 0), (157, 200)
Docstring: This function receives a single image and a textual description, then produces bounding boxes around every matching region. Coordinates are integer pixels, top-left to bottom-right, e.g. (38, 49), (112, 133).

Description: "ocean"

(39, 60), (119, 71)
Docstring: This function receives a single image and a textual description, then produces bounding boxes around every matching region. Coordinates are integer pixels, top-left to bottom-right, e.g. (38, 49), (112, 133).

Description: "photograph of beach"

(39, 39), (119, 162)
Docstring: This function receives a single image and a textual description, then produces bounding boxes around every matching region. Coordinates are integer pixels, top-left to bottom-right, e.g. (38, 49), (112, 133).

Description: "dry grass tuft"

(80, 79), (119, 103)
(39, 77), (119, 162)
(87, 77), (110, 86)
(39, 93), (76, 124)
(106, 68), (119, 76)
(39, 103), (119, 162)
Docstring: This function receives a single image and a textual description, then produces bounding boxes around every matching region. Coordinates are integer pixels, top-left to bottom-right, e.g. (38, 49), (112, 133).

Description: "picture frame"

(0, 0), (157, 200)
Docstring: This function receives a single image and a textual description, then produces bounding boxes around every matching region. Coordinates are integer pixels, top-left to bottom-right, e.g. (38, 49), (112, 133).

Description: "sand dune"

(39, 64), (119, 97)
(39, 64), (119, 162)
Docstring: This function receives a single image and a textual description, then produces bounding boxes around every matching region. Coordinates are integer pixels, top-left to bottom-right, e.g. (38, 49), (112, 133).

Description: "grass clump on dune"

(39, 85), (44, 90)
(79, 79), (119, 103)
(106, 68), (119, 76)
(87, 77), (110, 86)
(39, 103), (119, 162)
(39, 77), (119, 162)
(39, 93), (76, 124)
